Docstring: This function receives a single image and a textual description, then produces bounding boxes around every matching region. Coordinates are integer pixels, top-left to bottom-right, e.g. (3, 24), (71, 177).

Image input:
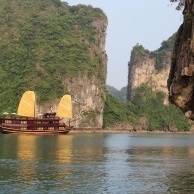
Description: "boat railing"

(1, 116), (61, 120)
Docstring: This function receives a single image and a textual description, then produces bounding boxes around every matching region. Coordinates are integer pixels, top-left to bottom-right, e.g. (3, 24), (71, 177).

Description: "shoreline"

(70, 128), (192, 134)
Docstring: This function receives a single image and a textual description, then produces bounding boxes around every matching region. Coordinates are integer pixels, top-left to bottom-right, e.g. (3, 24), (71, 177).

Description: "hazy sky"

(63, 0), (183, 90)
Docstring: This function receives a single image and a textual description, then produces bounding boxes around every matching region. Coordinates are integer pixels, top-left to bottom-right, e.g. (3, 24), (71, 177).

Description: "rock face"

(127, 45), (172, 104)
(66, 20), (108, 129)
(167, 0), (194, 120)
(65, 74), (106, 129)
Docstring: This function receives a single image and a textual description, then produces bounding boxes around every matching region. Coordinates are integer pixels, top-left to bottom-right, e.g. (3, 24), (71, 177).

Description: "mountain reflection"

(167, 169), (194, 193)
(71, 134), (105, 162)
(167, 146), (194, 193)
(126, 145), (194, 192)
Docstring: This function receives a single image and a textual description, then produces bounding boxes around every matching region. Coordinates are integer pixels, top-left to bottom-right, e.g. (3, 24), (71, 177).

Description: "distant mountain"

(106, 85), (127, 102)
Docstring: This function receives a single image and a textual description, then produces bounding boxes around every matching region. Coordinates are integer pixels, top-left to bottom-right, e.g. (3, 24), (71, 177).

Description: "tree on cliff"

(170, 0), (184, 10)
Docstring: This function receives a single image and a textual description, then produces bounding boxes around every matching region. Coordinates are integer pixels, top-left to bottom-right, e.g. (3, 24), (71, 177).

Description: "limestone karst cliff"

(55, 19), (108, 129)
(0, 0), (108, 128)
(167, 0), (194, 120)
(127, 34), (176, 103)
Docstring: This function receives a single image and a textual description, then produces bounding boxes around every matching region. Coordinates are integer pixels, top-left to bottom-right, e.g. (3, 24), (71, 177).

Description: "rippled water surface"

(1, 133), (194, 193)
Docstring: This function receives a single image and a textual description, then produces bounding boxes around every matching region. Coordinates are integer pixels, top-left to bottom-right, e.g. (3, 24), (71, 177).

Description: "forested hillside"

(106, 85), (127, 102)
(104, 84), (191, 131)
(0, 0), (107, 113)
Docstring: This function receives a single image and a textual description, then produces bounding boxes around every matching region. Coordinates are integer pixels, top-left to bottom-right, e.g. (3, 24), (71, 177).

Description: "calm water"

(0, 133), (194, 193)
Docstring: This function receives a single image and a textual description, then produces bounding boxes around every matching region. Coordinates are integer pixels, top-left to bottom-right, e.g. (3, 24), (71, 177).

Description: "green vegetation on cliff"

(103, 84), (190, 131)
(0, 0), (107, 112)
(132, 33), (176, 71)
(150, 33), (177, 70)
(131, 44), (149, 61)
(103, 93), (139, 127)
(170, 0), (184, 10)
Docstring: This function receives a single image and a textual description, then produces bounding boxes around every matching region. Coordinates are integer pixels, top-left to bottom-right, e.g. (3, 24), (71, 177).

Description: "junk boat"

(0, 91), (73, 134)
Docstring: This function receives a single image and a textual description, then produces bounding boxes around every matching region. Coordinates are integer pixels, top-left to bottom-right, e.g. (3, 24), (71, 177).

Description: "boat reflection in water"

(14, 134), (73, 191)
(16, 135), (39, 185)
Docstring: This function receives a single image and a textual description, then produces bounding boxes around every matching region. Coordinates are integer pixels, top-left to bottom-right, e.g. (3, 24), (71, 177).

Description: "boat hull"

(1, 126), (71, 135)
(0, 115), (72, 135)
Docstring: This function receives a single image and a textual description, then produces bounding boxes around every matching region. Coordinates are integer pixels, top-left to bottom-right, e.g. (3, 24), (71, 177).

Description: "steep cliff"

(167, 0), (194, 120)
(0, 0), (108, 128)
(128, 34), (176, 103)
(59, 18), (108, 129)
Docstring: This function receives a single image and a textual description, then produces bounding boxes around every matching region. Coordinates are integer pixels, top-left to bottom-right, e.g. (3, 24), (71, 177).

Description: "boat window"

(13, 120), (20, 124)
(59, 127), (64, 130)
(43, 121), (49, 124)
(48, 127), (54, 130)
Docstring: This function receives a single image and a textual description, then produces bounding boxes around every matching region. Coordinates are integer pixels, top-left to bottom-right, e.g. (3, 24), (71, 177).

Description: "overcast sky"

(63, 0), (183, 90)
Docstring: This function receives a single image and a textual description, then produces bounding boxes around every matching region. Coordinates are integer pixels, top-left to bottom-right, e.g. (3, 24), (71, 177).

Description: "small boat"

(0, 91), (73, 135)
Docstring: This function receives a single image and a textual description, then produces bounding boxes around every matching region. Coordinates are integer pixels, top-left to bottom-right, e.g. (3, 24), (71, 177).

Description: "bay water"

(0, 133), (194, 193)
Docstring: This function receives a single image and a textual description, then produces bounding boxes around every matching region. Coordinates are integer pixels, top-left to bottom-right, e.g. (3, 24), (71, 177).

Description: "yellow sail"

(56, 95), (72, 119)
(17, 91), (35, 117)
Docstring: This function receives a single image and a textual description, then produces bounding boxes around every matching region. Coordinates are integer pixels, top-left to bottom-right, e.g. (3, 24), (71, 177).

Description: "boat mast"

(34, 92), (36, 118)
